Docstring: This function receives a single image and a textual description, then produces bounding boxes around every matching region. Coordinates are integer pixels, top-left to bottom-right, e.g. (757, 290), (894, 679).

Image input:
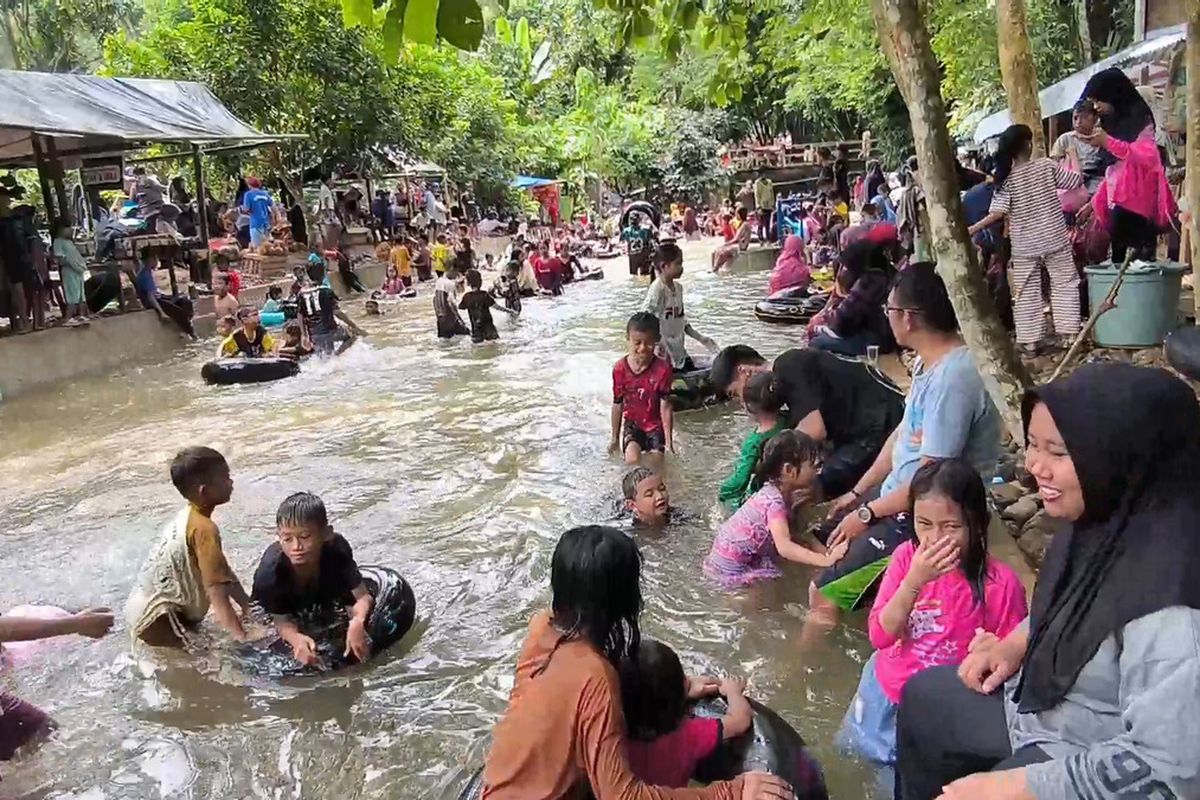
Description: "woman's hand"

(345, 618), (371, 663)
(959, 631), (1023, 694)
(820, 539), (850, 567)
(1075, 129), (1108, 149)
(903, 536), (960, 590)
(741, 772), (793, 800)
(936, 768), (1034, 800)
(1075, 201), (1094, 225)
(290, 634), (322, 667)
(828, 511), (868, 548)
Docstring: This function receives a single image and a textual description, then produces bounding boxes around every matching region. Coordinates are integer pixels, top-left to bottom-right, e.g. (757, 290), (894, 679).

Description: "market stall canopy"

(972, 24), (1185, 143)
(0, 70), (297, 167)
(373, 145), (445, 177)
(511, 175), (558, 190)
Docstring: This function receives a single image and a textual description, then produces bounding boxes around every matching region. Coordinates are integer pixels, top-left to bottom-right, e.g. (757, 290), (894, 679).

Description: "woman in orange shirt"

(481, 526), (791, 800)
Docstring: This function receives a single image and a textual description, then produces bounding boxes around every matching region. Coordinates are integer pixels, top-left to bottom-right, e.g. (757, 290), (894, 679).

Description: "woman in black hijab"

(1074, 67), (1174, 263)
(893, 363), (1200, 800)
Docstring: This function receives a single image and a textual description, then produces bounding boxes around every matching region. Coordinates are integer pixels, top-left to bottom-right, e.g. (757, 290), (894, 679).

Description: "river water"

(0, 239), (880, 799)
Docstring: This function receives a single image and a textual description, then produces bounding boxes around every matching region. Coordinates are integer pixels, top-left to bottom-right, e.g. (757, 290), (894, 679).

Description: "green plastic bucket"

(1084, 261), (1186, 348)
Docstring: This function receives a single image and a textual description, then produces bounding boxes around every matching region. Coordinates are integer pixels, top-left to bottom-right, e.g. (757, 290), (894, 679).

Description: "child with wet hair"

(619, 638), (752, 787)
(623, 467), (671, 527)
(276, 320), (313, 361)
(718, 371), (787, 511)
(251, 492), (373, 669)
(704, 430), (848, 587)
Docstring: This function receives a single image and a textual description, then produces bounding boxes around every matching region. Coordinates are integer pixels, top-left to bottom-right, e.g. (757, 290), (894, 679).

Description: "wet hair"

(466, 269), (483, 289)
(619, 639), (687, 740)
(743, 371), (784, 417)
(909, 458), (990, 607)
(1073, 99), (1098, 118)
(284, 320), (302, 338)
(890, 262), (958, 333)
(861, 202), (878, 217)
(217, 314), (237, 331)
(267, 285), (282, 299)
(993, 124), (1034, 188)
(236, 306), (257, 321)
(546, 526), (642, 669)
(307, 260), (326, 283)
(622, 467), (656, 500)
(626, 311), (661, 341)
(755, 429), (821, 485)
(655, 241), (683, 268)
(709, 345), (766, 391)
(736, 206), (749, 221)
(275, 491), (329, 531)
(169, 446), (228, 498)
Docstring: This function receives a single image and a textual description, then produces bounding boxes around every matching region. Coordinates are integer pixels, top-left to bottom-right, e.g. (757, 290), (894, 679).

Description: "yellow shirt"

(431, 243), (451, 272)
(391, 244), (412, 277)
(220, 328), (277, 357)
(185, 506), (238, 588)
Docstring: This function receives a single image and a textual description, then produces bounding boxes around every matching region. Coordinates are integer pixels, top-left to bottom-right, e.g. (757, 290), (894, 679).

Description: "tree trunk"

(871, 0), (1032, 439)
(996, 0), (1046, 156)
(1189, 0), (1200, 317)
(1074, 0), (1093, 64)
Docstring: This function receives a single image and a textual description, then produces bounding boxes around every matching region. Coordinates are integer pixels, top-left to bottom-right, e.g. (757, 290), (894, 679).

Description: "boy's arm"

(344, 583), (374, 661)
(273, 615), (321, 667)
(719, 678), (753, 740)
(0, 611), (114, 642)
(684, 322), (717, 350)
(333, 308), (366, 336)
(206, 584), (248, 641)
(609, 402), (623, 453)
(660, 396), (674, 452)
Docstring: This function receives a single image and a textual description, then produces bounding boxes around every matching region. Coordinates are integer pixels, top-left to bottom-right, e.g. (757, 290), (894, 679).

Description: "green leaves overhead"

(403, 0), (439, 44)
(341, 0), (373, 27)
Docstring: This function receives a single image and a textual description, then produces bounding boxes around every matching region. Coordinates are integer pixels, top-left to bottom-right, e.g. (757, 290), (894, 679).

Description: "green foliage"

(1, 0), (141, 71)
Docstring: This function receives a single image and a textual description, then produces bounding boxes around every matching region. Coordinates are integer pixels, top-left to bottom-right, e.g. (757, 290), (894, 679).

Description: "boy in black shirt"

(252, 493), (372, 668)
(460, 269), (516, 342)
(297, 262), (365, 355)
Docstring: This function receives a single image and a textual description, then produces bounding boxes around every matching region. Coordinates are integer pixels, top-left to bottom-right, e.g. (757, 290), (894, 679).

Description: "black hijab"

(1078, 67), (1155, 144)
(1016, 363), (1200, 713)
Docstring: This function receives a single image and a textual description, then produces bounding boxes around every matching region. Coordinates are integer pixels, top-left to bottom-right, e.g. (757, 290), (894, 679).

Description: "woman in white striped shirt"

(969, 124), (1084, 354)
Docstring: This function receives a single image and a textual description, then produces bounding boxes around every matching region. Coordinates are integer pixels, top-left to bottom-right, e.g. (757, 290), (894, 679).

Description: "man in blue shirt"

(242, 177), (274, 249)
(812, 263), (1002, 619)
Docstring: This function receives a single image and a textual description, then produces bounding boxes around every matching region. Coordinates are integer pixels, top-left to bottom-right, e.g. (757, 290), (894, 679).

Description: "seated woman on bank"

(219, 306), (276, 358)
(806, 240), (895, 357)
(712, 208), (753, 273)
(838, 459), (1027, 778)
(481, 525), (791, 800)
(895, 363), (1200, 800)
(251, 493), (373, 669)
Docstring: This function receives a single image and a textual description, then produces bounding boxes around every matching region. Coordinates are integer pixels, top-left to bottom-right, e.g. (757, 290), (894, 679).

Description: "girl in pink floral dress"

(704, 430), (848, 587)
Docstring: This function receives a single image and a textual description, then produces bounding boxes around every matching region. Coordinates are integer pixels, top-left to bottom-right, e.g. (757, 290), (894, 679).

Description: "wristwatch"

(855, 503), (877, 526)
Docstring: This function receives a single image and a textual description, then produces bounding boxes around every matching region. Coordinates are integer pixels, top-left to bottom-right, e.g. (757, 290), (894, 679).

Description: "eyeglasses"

(882, 304), (920, 314)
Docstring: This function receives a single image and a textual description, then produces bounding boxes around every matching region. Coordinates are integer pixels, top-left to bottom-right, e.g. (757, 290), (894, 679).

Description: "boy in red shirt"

(609, 312), (674, 464)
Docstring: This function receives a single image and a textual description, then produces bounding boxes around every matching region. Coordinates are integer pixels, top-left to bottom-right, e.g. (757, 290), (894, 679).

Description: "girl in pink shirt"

(838, 458), (1027, 774)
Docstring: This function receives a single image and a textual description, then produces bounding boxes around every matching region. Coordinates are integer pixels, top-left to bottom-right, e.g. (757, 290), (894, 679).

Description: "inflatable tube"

(693, 697), (829, 799)
(668, 357), (724, 412)
(576, 268), (604, 281)
(260, 311), (286, 328)
(754, 289), (827, 325)
(231, 566), (417, 678)
(592, 250), (622, 260)
(1165, 325), (1200, 381)
(455, 697), (827, 800)
(620, 200), (661, 229)
(201, 357), (300, 386)
(0, 605), (72, 671)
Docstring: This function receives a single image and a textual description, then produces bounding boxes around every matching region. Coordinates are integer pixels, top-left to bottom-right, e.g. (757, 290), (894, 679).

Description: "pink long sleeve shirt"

(1093, 125), (1177, 232)
(868, 540), (1028, 703)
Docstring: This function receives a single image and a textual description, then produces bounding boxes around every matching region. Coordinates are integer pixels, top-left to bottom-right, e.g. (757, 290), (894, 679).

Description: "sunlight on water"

(0, 240), (879, 798)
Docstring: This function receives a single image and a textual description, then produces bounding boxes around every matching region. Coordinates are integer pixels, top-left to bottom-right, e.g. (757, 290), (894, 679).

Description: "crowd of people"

(2, 67), (1198, 800)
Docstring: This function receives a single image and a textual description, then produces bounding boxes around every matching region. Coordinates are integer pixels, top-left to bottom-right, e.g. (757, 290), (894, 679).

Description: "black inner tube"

(1165, 325), (1200, 381)
(201, 358), (301, 386)
(230, 565), (417, 678)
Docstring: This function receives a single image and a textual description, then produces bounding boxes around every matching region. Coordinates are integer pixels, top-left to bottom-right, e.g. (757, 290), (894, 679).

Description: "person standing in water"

(434, 266), (469, 339)
(642, 242), (717, 373)
(609, 312), (674, 464)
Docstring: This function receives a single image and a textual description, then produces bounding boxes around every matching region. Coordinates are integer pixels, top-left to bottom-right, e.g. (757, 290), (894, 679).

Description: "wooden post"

(192, 144), (209, 244)
(42, 138), (70, 222)
(872, 0), (1032, 438)
(30, 137), (56, 223)
(997, 0), (1046, 156)
(1190, 0), (1200, 319)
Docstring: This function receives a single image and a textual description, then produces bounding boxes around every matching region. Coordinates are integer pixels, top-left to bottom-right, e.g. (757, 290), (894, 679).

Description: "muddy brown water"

(0, 240), (882, 798)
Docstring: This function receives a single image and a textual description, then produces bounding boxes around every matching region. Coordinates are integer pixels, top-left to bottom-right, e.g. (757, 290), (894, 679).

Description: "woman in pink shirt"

(838, 458), (1027, 774)
(1075, 68), (1176, 264)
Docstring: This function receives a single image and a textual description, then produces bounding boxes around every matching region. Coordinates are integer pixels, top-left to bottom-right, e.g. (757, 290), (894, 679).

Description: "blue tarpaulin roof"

(511, 175), (557, 189)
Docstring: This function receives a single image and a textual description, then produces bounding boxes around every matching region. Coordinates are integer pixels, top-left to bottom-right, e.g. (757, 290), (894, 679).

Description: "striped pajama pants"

(1010, 247), (1080, 345)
